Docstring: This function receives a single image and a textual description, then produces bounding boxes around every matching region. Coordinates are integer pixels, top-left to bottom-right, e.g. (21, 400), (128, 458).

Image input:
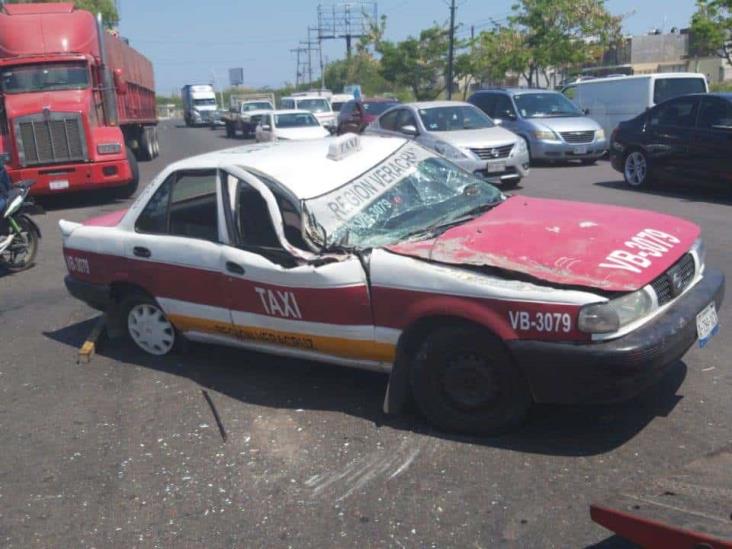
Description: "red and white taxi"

(61, 134), (724, 434)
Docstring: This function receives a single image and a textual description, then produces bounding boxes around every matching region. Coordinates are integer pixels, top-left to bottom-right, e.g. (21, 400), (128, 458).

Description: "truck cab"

(0, 3), (158, 197)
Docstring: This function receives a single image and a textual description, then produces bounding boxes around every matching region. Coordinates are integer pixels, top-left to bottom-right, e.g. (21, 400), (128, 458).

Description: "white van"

(562, 73), (708, 138)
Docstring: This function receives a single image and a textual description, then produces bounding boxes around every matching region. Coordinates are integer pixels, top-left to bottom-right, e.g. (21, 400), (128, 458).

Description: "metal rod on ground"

(201, 389), (227, 442)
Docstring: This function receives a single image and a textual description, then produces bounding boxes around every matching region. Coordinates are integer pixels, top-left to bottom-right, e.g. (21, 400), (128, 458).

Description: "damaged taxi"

(60, 134), (724, 434)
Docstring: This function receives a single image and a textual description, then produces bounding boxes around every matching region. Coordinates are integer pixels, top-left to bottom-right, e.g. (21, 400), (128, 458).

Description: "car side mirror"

(113, 68), (127, 96)
(400, 124), (418, 136)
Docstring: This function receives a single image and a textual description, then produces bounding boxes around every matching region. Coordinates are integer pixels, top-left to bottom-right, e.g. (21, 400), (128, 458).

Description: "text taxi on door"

(61, 134), (724, 435)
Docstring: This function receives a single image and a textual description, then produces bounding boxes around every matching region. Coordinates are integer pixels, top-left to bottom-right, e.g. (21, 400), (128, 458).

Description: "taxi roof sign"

(327, 134), (362, 161)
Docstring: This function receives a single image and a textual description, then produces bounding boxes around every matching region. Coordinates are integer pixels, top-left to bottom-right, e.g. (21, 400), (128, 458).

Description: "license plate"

(49, 180), (69, 190)
(696, 302), (719, 348)
(573, 145), (588, 155)
(487, 161), (506, 173)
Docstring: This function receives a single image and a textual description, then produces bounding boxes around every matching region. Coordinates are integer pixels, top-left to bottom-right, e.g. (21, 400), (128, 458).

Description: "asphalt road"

(1, 120), (730, 548)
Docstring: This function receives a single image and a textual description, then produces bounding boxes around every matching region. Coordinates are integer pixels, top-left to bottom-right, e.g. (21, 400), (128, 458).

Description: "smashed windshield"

(304, 143), (504, 249)
(419, 105), (494, 131)
(513, 92), (582, 118)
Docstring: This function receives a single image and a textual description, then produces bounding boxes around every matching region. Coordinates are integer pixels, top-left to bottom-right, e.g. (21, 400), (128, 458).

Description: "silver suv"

(468, 88), (607, 164)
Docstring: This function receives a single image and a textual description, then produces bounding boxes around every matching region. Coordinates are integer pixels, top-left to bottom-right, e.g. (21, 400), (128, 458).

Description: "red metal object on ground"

(591, 445), (732, 548)
(0, 2), (157, 196)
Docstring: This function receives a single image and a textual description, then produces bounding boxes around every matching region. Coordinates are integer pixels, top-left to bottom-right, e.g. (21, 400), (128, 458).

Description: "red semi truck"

(0, 2), (158, 197)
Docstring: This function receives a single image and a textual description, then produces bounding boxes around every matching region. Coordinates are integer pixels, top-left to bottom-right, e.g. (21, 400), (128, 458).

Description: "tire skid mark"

(304, 438), (425, 502)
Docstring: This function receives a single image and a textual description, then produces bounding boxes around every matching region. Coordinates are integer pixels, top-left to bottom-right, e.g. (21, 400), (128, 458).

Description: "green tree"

(465, 27), (530, 90)
(4, 0), (119, 27)
(690, 0), (732, 63)
(507, 0), (622, 87)
(377, 25), (451, 100)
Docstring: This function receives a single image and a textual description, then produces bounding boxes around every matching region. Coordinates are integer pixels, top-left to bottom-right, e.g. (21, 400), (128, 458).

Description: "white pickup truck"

(223, 93), (275, 138)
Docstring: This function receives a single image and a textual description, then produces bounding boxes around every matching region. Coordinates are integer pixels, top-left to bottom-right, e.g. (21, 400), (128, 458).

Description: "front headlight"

(579, 289), (653, 334)
(595, 128), (606, 141)
(514, 139), (527, 154)
(434, 141), (467, 160)
(533, 129), (559, 141)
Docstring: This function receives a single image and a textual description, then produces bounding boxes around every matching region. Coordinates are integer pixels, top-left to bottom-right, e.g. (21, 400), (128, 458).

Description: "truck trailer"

(0, 2), (159, 197)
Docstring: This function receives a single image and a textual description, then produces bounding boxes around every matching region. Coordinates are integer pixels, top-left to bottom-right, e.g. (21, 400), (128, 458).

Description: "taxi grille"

(650, 253), (696, 306)
(470, 143), (514, 160)
(16, 113), (86, 167)
(560, 130), (595, 144)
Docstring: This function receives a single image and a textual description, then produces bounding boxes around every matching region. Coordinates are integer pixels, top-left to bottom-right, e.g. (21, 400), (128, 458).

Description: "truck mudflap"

(590, 444), (732, 548)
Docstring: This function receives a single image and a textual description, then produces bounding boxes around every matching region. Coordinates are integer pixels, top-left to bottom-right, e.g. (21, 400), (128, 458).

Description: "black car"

(610, 93), (732, 188)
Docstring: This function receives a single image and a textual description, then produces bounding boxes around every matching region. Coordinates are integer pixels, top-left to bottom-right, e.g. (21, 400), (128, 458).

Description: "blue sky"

(117, 0), (698, 94)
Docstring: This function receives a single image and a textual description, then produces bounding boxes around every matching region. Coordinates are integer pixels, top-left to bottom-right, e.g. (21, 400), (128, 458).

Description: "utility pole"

(446, 0), (456, 99)
(290, 46), (307, 88)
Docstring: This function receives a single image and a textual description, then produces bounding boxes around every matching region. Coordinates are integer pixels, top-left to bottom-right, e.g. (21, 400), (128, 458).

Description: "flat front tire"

(410, 326), (532, 435)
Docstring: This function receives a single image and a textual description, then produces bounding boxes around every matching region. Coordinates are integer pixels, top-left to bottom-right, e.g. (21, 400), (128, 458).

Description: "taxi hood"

(385, 196), (700, 292)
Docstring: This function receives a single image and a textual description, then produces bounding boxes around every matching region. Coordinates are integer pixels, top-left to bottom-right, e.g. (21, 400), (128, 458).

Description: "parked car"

(330, 93), (354, 113)
(337, 97), (400, 134)
(255, 110), (330, 142)
(468, 88), (607, 163)
(366, 101), (528, 187)
(610, 93), (732, 188)
(562, 73), (708, 141)
(280, 94), (336, 132)
(60, 134), (723, 434)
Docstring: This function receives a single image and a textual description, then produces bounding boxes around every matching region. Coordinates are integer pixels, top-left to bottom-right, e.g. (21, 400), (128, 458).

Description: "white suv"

(280, 95), (336, 131)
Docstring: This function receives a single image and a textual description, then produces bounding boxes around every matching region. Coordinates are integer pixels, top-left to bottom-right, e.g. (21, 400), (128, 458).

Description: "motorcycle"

(0, 155), (42, 272)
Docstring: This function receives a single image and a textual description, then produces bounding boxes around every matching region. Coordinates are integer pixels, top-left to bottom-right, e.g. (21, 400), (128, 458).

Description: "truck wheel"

(152, 127), (160, 158)
(410, 325), (532, 435)
(138, 128), (154, 161)
(119, 292), (177, 356)
(115, 147), (140, 199)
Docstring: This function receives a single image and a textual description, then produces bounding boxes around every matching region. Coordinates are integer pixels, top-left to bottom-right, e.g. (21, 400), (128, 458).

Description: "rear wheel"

(138, 127), (154, 161)
(1, 215), (38, 272)
(151, 127), (160, 158)
(624, 149), (650, 188)
(120, 293), (177, 356)
(410, 326), (532, 435)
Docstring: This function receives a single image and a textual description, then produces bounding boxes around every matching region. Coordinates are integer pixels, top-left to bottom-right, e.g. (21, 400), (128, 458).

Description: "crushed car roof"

(170, 135), (408, 200)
